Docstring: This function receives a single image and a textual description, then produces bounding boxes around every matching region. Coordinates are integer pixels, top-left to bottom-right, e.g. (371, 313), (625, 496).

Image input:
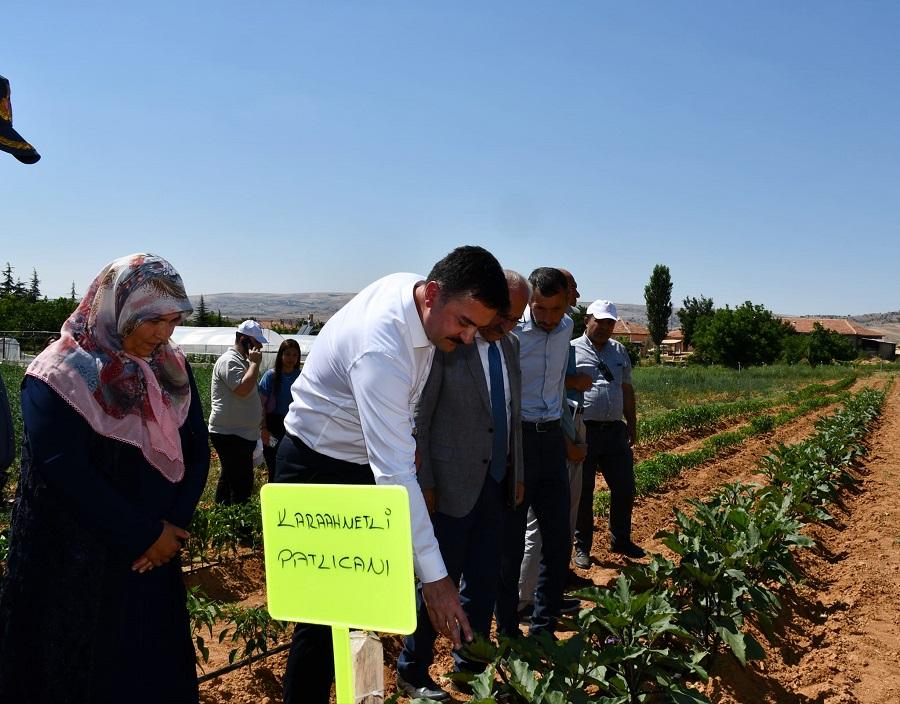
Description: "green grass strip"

(637, 375), (855, 444)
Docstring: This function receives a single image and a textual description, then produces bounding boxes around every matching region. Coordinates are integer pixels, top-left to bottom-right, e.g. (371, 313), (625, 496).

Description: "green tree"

(27, 269), (41, 303)
(0, 297), (78, 332)
(1, 264), (14, 298)
(644, 264), (673, 363)
(570, 304), (588, 337)
(194, 295), (211, 326)
(781, 323), (857, 366)
(807, 323), (856, 365)
(12, 278), (27, 300)
(677, 294), (714, 348)
(615, 335), (641, 366)
(692, 301), (792, 368)
(70, 281), (77, 302)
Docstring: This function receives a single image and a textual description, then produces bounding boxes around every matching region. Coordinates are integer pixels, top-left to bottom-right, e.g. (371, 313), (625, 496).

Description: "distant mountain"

(187, 292), (356, 322)
(851, 310), (900, 326)
(850, 311), (900, 344)
(605, 303), (680, 330)
(188, 293), (679, 328)
(187, 293), (899, 342)
(793, 311), (900, 344)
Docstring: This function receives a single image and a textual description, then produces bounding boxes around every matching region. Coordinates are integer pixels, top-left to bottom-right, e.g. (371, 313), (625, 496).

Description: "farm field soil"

(706, 379), (900, 704)
(197, 377), (899, 703)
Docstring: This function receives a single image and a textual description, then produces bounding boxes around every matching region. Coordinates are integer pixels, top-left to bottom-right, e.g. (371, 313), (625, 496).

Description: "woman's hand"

(132, 520), (190, 573)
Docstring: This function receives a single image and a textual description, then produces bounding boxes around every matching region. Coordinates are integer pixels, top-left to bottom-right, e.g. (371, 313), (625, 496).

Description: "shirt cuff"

(414, 541), (449, 583)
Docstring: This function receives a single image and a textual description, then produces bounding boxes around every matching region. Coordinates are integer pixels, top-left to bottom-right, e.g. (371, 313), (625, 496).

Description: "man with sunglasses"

(572, 300), (644, 563)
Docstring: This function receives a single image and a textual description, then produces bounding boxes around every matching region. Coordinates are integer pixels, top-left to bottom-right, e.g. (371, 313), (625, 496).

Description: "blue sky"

(2, 1), (898, 315)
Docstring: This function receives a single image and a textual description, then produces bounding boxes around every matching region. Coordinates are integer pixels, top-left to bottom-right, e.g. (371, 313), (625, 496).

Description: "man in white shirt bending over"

(275, 245), (510, 704)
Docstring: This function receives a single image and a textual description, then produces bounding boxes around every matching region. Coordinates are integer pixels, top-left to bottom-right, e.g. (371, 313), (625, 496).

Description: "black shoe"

(566, 571), (595, 589)
(558, 597), (581, 615)
(517, 602), (534, 623)
(611, 541), (646, 559)
(573, 549), (591, 569)
(396, 674), (450, 701)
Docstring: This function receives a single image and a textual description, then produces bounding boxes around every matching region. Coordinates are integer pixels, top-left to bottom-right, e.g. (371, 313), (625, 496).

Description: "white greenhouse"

(169, 327), (317, 370)
(0, 337), (21, 362)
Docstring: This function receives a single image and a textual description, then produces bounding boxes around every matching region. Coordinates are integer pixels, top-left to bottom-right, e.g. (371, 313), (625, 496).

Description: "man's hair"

(504, 269), (533, 300)
(528, 267), (568, 298)
(427, 246), (510, 312)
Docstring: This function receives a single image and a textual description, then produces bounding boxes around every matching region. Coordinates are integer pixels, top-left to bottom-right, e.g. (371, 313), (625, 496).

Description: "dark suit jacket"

(415, 334), (523, 518)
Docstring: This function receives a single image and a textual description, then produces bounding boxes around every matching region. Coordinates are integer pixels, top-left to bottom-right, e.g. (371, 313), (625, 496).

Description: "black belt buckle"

(533, 419), (559, 433)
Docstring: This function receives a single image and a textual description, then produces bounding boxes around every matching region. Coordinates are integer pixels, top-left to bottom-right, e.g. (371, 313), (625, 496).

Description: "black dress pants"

(496, 423), (569, 637)
(275, 432), (375, 704)
(574, 420), (635, 552)
(210, 432), (256, 505)
(262, 412), (287, 482)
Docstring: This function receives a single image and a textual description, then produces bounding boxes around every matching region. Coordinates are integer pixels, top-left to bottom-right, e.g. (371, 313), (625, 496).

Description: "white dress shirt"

(283, 273), (444, 582)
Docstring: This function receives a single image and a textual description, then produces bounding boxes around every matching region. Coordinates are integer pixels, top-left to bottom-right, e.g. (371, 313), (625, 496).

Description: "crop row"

(594, 380), (856, 517)
(417, 386), (887, 704)
(636, 374), (856, 444)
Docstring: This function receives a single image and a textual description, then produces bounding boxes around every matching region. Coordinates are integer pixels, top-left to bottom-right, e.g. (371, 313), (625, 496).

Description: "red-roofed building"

(613, 320), (650, 349)
(661, 328), (687, 354)
(779, 317), (895, 360)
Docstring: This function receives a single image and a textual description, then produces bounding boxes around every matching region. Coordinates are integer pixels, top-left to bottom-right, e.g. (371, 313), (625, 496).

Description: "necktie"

(488, 341), (508, 483)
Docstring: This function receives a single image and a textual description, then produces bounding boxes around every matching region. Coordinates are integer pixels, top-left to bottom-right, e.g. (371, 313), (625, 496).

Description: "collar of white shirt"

(401, 278), (431, 349)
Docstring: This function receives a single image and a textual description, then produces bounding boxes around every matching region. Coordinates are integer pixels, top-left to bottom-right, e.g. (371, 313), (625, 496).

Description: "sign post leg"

(332, 625), (354, 703)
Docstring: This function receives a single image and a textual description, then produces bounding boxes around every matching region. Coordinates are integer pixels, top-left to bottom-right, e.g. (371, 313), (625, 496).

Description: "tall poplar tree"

(644, 264), (673, 363)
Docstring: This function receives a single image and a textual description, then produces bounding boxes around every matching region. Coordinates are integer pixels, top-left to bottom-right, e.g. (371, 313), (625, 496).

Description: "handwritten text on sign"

(260, 484), (416, 634)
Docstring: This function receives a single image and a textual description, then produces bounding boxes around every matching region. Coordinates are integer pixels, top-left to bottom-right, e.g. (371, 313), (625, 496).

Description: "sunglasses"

(596, 359), (615, 383)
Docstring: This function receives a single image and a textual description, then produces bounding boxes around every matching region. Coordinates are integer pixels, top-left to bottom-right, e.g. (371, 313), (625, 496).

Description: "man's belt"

(522, 419), (561, 433)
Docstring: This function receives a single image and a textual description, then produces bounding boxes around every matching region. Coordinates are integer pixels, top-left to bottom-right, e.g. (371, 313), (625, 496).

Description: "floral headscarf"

(27, 253), (194, 482)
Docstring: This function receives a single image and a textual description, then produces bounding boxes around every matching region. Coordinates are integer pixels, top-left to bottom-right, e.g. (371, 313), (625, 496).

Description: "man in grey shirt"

(572, 300), (644, 560)
(208, 320), (267, 505)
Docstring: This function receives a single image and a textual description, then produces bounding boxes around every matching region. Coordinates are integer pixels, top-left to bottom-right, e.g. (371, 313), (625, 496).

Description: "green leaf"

(713, 618), (765, 666)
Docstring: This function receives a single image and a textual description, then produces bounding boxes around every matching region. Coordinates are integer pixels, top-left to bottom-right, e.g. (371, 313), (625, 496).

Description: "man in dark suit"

(396, 271), (530, 701)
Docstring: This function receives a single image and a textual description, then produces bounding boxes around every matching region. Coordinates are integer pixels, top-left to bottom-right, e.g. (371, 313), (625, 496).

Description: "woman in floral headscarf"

(0, 253), (209, 704)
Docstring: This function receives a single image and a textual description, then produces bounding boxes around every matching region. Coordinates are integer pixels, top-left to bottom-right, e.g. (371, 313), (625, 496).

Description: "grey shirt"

(572, 334), (633, 422)
(208, 348), (262, 441)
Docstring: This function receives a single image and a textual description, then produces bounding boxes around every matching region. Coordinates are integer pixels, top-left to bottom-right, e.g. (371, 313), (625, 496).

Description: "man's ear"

(423, 281), (442, 309)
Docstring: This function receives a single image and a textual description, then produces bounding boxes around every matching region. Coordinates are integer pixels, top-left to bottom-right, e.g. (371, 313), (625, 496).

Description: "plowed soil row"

(707, 380), (900, 704)
(197, 377), (897, 703)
